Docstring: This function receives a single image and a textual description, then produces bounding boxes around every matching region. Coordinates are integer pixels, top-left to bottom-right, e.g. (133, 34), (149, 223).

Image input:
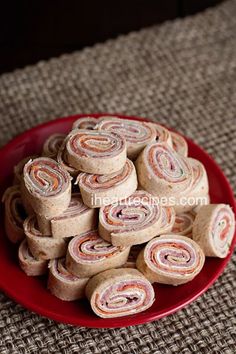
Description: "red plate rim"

(0, 113), (235, 328)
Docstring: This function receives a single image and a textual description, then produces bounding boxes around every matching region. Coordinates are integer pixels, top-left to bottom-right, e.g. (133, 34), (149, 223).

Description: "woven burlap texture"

(0, 0), (236, 353)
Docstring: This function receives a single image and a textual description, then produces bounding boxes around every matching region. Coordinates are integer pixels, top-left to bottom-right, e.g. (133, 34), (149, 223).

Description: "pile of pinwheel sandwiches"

(2, 116), (235, 318)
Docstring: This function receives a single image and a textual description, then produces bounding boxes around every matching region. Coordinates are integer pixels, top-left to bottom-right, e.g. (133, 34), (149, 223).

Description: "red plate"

(0, 114), (235, 328)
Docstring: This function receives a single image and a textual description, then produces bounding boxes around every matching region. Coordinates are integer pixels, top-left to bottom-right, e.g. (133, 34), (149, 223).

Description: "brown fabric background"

(0, 0), (236, 353)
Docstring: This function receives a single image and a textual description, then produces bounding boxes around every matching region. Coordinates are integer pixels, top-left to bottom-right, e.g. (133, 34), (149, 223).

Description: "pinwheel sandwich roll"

(48, 258), (89, 301)
(159, 206), (176, 234)
(14, 155), (38, 214)
(66, 129), (127, 174)
(13, 155), (38, 185)
(57, 138), (78, 178)
(193, 193), (210, 214)
(174, 158), (209, 214)
(97, 116), (156, 160)
(18, 239), (48, 276)
(20, 181), (35, 215)
(192, 204), (235, 258)
(150, 122), (173, 148)
(37, 193), (97, 237)
(99, 190), (163, 247)
(137, 235), (205, 286)
(182, 158), (208, 212)
(171, 212), (195, 238)
(2, 185), (27, 243)
(24, 216), (67, 260)
(86, 268), (155, 318)
(136, 142), (193, 198)
(170, 131), (188, 157)
(42, 133), (66, 159)
(23, 157), (71, 218)
(188, 158), (209, 196)
(72, 116), (100, 130)
(77, 159), (138, 208)
(66, 230), (130, 277)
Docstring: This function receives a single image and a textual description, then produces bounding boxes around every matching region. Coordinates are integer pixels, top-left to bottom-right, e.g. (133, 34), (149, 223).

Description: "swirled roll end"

(170, 131), (188, 157)
(18, 239), (48, 276)
(66, 129), (127, 174)
(77, 159), (138, 208)
(86, 268), (155, 318)
(192, 204), (235, 258)
(23, 157), (72, 218)
(24, 216), (67, 260)
(98, 190), (163, 247)
(3, 185), (26, 244)
(66, 230), (130, 277)
(137, 235), (205, 286)
(48, 258), (89, 301)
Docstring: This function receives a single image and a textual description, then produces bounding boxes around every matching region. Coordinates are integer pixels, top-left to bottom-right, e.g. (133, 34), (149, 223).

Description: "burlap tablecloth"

(0, 0), (236, 353)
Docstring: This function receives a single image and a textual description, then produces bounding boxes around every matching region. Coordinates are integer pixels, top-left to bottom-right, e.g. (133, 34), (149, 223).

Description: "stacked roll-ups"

(66, 129), (127, 174)
(48, 258), (89, 301)
(136, 142), (193, 198)
(136, 235), (205, 285)
(18, 239), (48, 276)
(159, 206), (176, 234)
(42, 133), (66, 159)
(96, 116), (156, 160)
(14, 156), (39, 215)
(85, 268), (155, 318)
(136, 141), (210, 214)
(77, 159), (138, 208)
(72, 116), (100, 130)
(171, 212), (195, 238)
(24, 215), (68, 260)
(171, 131), (188, 157)
(193, 194), (210, 214)
(57, 138), (78, 178)
(192, 204), (235, 258)
(99, 190), (163, 246)
(173, 158), (209, 214)
(2, 186), (27, 243)
(13, 155), (38, 185)
(2, 115), (235, 320)
(23, 157), (71, 218)
(66, 230), (130, 277)
(151, 122), (173, 147)
(188, 158), (209, 197)
(36, 193), (97, 237)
